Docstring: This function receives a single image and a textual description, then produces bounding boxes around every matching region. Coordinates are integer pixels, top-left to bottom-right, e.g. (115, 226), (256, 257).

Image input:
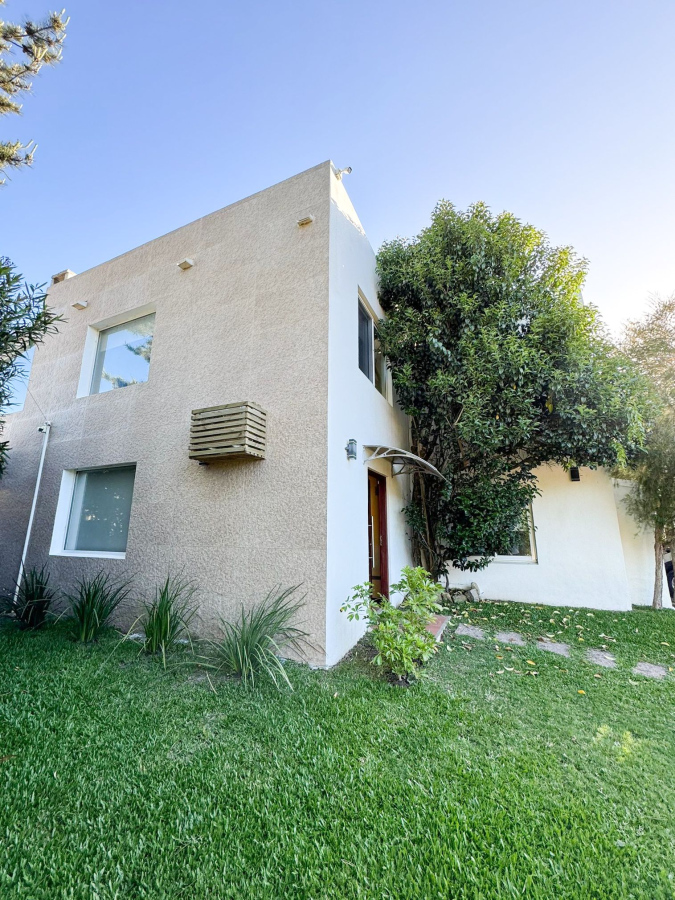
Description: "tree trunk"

(653, 530), (664, 610)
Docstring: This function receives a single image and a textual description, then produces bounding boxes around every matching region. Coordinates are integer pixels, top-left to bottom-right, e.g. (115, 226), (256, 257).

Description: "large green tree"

(1, 0), (67, 179)
(377, 201), (650, 579)
(0, 260), (60, 474)
(621, 296), (675, 608)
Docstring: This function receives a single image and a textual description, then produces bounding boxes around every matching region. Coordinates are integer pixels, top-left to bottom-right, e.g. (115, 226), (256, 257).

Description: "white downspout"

(13, 421), (51, 601)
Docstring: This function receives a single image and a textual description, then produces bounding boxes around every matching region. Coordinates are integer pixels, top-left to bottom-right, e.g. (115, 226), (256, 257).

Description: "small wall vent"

(569, 466), (581, 482)
(189, 402), (267, 462)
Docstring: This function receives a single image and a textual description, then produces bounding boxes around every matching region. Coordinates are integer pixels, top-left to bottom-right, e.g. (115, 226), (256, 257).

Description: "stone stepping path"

(536, 639), (570, 657)
(448, 622), (669, 679)
(494, 631), (526, 646)
(586, 649), (616, 669)
(454, 623), (485, 640)
(632, 662), (668, 680)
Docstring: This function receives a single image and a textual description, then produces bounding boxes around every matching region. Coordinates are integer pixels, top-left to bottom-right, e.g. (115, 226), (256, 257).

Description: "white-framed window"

(3, 346), (35, 413)
(50, 465), (137, 558)
(77, 306), (156, 398)
(357, 296), (389, 401)
(493, 507), (537, 563)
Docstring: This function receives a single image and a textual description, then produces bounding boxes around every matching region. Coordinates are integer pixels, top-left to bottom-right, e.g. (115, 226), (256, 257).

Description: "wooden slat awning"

(363, 445), (445, 479)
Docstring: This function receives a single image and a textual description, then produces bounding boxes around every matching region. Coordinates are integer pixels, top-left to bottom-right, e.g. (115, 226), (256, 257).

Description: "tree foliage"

(621, 296), (675, 608)
(377, 201), (650, 578)
(0, 0), (67, 180)
(0, 259), (60, 474)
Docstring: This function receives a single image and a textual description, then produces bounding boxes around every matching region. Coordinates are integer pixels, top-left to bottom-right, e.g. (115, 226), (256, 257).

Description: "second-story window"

(358, 301), (373, 381)
(358, 298), (388, 400)
(90, 313), (155, 394)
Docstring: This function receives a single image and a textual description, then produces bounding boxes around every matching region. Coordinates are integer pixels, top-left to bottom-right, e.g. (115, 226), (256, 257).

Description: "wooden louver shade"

(189, 402), (267, 461)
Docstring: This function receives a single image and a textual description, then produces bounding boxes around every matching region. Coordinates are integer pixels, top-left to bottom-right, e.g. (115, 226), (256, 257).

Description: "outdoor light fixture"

(297, 215), (314, 227)
(177, 258), (194, 270)
(570, 466), (581, 482)
(71, 300), (88, 310)
(345, 439), (357, 461)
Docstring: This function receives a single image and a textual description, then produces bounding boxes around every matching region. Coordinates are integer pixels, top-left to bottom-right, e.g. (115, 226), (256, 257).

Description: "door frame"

(368, 469), (389, 598)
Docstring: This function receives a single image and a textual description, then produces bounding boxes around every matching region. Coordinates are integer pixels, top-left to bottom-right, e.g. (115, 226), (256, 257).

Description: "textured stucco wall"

(324, 171), (414, 666)
(447, 465), (634, 611)
(0, 163), (333, 662)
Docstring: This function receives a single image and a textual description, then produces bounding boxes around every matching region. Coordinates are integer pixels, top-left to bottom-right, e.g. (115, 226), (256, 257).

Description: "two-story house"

(0, 161), (669, 669)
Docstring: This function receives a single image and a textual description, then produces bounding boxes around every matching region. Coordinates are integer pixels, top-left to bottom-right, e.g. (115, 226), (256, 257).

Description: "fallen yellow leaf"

(526, 660), (536, 665)
(578, 689), (586, 695)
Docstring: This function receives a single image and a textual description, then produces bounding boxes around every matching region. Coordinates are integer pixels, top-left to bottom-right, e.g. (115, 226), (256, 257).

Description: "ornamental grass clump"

(202, 586), (310, 690)
(341, 566), (443, 682)
(142, 574), (197, 668)
(0, 565), (56, 630)
(67, 572), (133, 642)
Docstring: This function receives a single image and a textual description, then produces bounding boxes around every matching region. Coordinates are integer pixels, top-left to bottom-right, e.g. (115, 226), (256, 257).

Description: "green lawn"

(2, 602), (675, 899)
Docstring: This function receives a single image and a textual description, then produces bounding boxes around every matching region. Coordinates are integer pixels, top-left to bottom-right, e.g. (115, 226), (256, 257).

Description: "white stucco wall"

(325, 170), (414, 666)
(447, 466), (633, 611)
(613, 480), (672, 609)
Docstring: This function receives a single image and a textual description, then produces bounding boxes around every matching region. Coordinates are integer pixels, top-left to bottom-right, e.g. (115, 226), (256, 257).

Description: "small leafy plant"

(202, 586), (310, 690)
(341, 566), (443, 681)
(67, 572), (133, 642)
(0, 565), (56, 629)
(142, 574), (197, 667)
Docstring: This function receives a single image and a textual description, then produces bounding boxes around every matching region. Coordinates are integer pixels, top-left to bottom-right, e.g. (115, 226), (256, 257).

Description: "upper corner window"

(4, 346), (35, 413)
(90, 313), (155, 395)
(358, 301), (373, 381)
(358, 299), (388, 399)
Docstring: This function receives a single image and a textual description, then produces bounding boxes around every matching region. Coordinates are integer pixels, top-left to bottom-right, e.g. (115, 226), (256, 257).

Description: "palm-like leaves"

(142, 575), (197, 667)
(0, 565), (55, 629)
(66, 572), (132, 642)
(202, 586), (310, 690)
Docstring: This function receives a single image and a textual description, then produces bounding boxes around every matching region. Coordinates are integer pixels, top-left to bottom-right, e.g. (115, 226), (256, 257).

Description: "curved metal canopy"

(363, 445), (445, 479)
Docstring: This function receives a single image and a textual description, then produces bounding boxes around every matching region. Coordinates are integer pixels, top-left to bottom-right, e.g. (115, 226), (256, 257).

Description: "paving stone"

(455, 623), (485, 640)
(494, 631), (526, 647)
(586, 648), (617, 668)
(426, 615), (450, 642)
(536, 639), (570, 657)
(632, 661), (668, 679)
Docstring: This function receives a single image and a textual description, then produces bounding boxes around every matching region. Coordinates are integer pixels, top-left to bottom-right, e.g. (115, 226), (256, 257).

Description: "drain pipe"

(13, 421), (51, 602)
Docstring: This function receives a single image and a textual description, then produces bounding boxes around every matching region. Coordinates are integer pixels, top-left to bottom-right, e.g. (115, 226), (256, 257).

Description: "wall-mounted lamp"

(177, 258), (194, 270)
(297, 215), (314, 227)
(570, 466), (580, 482)
(71, 300), (88, 311)
(345, 439), (357, 461)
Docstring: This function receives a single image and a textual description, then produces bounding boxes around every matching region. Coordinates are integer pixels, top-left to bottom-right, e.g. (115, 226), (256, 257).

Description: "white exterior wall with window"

(325, 173), (414, 667)
(446, 465), (640, 610)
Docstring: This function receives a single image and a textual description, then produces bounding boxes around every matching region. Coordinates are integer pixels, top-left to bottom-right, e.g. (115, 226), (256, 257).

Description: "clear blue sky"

(3, 0), (675, 332)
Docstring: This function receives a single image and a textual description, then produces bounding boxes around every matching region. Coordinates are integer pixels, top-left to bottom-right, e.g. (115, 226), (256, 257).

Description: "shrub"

(0, 565), (56, 629)
(66, 572), (133, 642)
(341, 566), (443, 681)
(202, 586), (310, 690)
(142, 574), (197, 667)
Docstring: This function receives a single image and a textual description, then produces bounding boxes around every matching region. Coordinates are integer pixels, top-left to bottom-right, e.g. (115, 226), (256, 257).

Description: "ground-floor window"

(51, 465), (136, 558)
(494, 506), (537, 562)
